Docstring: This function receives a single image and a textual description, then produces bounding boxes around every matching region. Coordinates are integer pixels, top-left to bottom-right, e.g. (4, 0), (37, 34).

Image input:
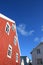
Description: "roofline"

(31, 42), (43, 54)
(0, 13), (15, 23)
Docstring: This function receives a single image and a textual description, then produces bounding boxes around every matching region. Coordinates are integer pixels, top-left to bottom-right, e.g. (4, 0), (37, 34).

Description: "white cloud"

(17, 24), (28, 36)
(34, 37), (43, 42)
(34, 37), (39, 42)
(28, 30), (35, 35)
(17, 24), (35, 36)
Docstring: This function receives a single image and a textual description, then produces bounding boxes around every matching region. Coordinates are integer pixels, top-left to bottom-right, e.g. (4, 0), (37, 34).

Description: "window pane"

(6, 24), (9, 32)
(7, 44), (12, 58)
(5, 22), (10, 35)
(16, 53), (18, 62)
(14, 36), (17, 45)
(37, 49), (40, 54)
(12, 24), (16, 31)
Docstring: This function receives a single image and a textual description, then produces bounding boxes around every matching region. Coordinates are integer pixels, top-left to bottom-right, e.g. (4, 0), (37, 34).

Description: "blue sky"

(0, 0), (43, 60)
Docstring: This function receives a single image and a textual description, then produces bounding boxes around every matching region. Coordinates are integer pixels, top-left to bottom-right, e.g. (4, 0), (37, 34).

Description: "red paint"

(0, 16), (20, 65)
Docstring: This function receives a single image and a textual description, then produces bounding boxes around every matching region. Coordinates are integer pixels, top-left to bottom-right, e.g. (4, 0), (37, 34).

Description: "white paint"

(26, 57), (29, 63)
(16, 53), (18, 63)
(21, 59), (24, 65)
(7, 44), (12, 58)
(16, 24), (21, 55)
(5, 22), (10, 35)
(0, 13), (15, 23)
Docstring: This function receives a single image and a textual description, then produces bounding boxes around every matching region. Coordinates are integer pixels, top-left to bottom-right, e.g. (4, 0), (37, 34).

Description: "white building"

(31, 42), (43, 65)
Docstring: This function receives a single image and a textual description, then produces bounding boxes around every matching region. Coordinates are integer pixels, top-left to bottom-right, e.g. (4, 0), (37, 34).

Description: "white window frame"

(12, 23), (16, 31)
(7, 44), (12, 58)
(16, 53), (18, 63)
(14, 36), (17, 45)
(5, 22), (10, 35)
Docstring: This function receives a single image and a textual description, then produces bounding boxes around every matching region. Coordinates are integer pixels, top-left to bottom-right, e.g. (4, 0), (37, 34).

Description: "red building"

(0, 13), (20, 65)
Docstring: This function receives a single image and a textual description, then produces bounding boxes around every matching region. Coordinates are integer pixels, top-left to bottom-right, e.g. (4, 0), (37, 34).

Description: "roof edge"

(0, 13), (15, 23)
(30, 42), (43, 54)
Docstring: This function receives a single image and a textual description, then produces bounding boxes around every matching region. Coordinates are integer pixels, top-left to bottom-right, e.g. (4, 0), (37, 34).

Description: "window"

(37, 49), (40, 54)
(7, 44), (12, 58)
(16, 53), (18, 62)
(5, 22), (10, 35)
(12, 24), (16, 31)
(14, 36), (17, 45)
(37, 59), (42, 64)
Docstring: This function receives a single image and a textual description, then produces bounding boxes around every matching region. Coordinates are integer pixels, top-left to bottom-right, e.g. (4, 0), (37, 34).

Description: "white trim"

(7, 44), (12, 58)
(12, 23), (16, 31)
(5, 22), (10, 35)
(15, 24), (21, 55)
(14, 36), (17, 45)
(16, 53), (18, 63)
(8, 44), (12, 50)
(0, 13), (15, 23)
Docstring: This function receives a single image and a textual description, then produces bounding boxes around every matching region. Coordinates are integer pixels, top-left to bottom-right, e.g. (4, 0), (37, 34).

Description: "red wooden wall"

(0, 17), (20, 65)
